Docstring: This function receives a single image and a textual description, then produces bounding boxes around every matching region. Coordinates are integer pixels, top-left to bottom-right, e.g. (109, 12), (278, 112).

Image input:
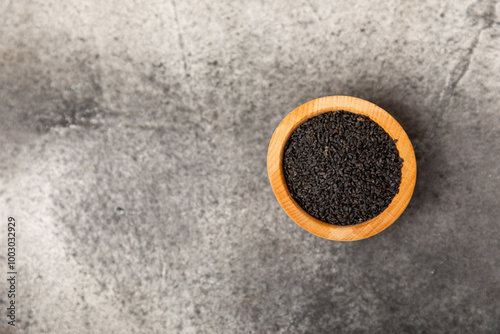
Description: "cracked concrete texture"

(1, 0), (500, 333)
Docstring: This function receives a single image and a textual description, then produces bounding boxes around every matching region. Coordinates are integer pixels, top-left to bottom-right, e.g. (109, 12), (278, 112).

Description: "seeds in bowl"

(283, 110), (403, 226)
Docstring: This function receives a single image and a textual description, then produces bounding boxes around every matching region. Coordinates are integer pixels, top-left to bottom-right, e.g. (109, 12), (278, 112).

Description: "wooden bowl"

(267, 96), (416, 241)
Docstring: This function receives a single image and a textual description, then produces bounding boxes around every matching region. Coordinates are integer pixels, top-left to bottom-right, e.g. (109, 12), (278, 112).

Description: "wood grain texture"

(267, 96), (417, 241)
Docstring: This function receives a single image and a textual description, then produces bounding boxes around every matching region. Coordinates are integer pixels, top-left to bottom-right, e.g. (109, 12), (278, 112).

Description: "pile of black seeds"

(283, 110), (403, 226)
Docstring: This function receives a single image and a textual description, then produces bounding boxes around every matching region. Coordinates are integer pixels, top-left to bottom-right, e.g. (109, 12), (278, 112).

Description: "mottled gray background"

(1, 0), (500, 333)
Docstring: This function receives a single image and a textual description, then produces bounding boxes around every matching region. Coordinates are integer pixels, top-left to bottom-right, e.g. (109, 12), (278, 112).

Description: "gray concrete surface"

(1, 0), (500, 333)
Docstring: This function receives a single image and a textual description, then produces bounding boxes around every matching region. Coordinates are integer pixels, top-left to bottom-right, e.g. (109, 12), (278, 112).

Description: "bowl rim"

(267, 95), (417, 241)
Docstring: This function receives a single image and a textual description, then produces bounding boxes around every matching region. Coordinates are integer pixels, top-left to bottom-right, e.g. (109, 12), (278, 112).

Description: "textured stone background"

(1, 0), (500, 333)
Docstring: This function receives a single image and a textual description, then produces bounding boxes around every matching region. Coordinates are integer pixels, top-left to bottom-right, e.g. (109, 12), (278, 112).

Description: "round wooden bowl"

(267, 96), (416, 241)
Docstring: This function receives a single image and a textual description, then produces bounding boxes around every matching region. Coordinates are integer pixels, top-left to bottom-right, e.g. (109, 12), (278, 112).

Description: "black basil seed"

(283, 110), (403, 226)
